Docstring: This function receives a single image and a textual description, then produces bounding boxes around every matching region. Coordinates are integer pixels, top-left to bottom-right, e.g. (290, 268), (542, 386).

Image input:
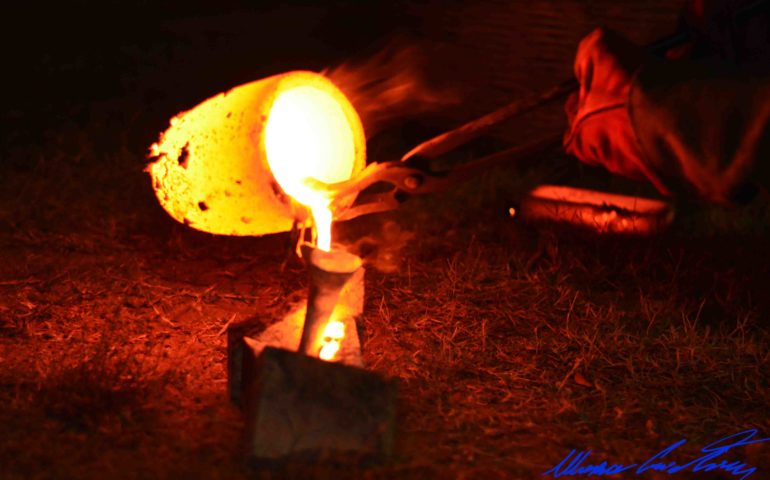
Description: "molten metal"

(149, 71), (373, 364)
(147, 71), (366, 237)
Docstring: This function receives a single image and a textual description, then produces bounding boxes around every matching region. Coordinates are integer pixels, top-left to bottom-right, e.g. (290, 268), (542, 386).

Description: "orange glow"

(310, 206), (333, 252)
(246, 300), (363, 367)
(520, 185), (674, 234)
(318, 317), (345, 361)
(148, 72), (366, 363)
(264, 83), (360, 251)
(304, 248), (363, 362)
(147, 71), (365, 239)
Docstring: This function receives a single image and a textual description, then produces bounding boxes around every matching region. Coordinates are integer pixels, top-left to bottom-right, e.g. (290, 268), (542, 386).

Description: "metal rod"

(401, 79), (577, 162)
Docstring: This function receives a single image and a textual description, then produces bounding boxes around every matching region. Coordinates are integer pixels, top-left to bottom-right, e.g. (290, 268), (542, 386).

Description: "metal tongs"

(322, 78), (578, 221)
(324, 133), (563, 221)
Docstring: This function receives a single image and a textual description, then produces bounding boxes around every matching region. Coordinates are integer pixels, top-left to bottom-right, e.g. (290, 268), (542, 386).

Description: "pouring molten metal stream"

(262, 81), (364, 361)
(148, 71), (367, 362)
(263, 84), (363, 361)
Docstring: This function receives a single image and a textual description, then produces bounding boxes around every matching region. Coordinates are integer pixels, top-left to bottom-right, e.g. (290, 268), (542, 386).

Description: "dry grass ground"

(1, 107), (769, 479)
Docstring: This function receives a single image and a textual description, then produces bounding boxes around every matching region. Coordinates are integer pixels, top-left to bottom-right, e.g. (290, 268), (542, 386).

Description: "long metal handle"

(400, 79), (577, 162)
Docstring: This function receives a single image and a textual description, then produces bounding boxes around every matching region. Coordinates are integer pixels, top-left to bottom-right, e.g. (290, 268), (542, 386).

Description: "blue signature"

(543, 429), (769, 479)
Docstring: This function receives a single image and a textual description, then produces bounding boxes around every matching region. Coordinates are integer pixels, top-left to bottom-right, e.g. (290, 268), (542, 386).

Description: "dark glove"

(562, 28), (669, 194)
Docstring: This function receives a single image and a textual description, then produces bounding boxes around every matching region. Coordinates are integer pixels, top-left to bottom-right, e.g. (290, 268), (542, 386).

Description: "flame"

(264, 84), (361, 251)
(318, 317), (346, 361)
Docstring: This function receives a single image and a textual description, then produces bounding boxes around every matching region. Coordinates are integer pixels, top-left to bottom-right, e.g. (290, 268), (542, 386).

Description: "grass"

(1, 106), (768, 479)
(357, 181), (770, 478)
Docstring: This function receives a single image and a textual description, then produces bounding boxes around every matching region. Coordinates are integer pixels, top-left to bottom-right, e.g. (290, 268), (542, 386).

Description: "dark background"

(3, 1), (411, 158)
(2, 0), (683, 164)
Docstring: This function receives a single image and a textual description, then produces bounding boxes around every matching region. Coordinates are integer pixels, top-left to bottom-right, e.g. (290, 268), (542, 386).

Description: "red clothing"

(564, 27), (770, 204)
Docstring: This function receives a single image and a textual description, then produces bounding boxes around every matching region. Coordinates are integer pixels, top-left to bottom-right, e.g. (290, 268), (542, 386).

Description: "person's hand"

(563, 28), (668, 193)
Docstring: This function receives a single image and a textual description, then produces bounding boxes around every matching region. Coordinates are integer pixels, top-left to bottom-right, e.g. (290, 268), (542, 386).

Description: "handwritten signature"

(543, 429), (769, 479)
